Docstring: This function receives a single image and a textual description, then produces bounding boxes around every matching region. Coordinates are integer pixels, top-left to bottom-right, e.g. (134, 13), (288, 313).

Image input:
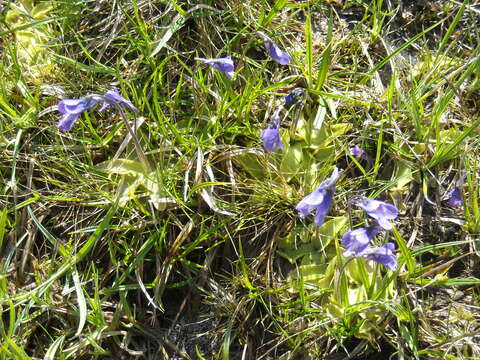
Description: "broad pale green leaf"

(312, 216), (348, 251)
(98, 160), (172, 209)
(280, 143), (304, 181)
(390, 161), (414, 192)
(98, 159), (145, 176)
(236, 153), (267, 180)
(278, 226), (316, 263)
(277, 243), (315, 264)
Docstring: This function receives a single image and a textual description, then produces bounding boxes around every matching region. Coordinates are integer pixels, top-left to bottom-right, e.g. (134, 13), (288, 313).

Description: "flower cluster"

(341, 198), (399, 271)
(57, 88), (137, 131)
(295, 167), (399, 271)
(191, 33), (295, 152)
(342, 198), (398, 271)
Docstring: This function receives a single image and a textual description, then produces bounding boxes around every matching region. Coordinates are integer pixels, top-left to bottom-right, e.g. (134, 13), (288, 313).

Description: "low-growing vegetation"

(1, 0), (480, 359)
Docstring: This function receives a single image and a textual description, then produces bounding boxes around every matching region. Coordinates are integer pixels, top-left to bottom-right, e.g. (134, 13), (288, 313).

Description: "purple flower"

(99, 88), (138, 112)
(257, 31), (290, 65)
(57, 96), (98, 131)
(195, 56), (235, 78)
(285, 88), (304, 107)
(261, 123), (283, 152)
(342, 225), (380, 257)
(350, 145), (365, 159)
(356, 198), (398, 230)
(447, 187), (462, 207)
(261, 109), (283, 152)
(296, 167), (341, 227)
(361, 243), (397, 271)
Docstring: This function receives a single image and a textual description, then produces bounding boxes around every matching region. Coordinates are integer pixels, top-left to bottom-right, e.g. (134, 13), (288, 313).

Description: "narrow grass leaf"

(261, 0), (288, 26)
(27, 207), (68, 258)
(413, 278), (480, 286)
(437, 1), (466, 54)
(0, 208), (7, 250)
(309, 89), (374, 107)
(222, 321), (232, 360)
(7, 299), (15, 338)
(0, 93), (17, 117)
(305, 12), (313, 87)
(76, 201), (118, 261)
(315, 13), (333, 90)
(428, 115), (480, 168)
(0, 16), (68, 36)
(392, 227), (415, 275)
(73, 267), (87, 336)
(34, 202), (118, 298)
(150, 13), (185, 58)
(51, 54), (117, 74)
(5, 340), (31, 360)
(43, 335), (65, 360)
(411, 240), (470, 256)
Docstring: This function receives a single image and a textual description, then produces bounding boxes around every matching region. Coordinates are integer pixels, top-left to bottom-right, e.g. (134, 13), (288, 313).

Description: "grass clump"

(1, 0), (480, 359)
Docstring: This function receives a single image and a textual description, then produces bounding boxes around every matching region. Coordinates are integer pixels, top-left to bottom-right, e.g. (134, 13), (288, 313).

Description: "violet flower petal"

(99, 88), (138, 112)
(362, 243), (397, 271)
(58, 97), (97, 115)
(261, 107), (284, 152)
(57, 96), (98, 131)
(447, 187), (462, 207)
(257, 32), (290, 65)
(196, 56), (235, 78)
(295, 167), (340, 227)
(342, 225), (380, 257)
(58, 113), (81, 131)
(261, 124), (283, 152)
(357, 198), (398, 230)
(350, 145), (364, 159)
(285, 88), (304, 107)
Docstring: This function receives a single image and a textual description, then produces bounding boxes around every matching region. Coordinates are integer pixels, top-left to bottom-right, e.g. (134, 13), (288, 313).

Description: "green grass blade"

(305, 12), (313, 88)
(261, 0), (288, 26)
(392, 227), (415, 275)
(43, 335), (65, 360)
(73, 267), (87, 336)
(315, 12), (332, 90)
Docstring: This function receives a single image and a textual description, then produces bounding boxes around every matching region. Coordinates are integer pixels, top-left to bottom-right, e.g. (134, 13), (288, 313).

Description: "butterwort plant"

(261, 107), (283, 152)
(296, 167), (341, 227)
(256, 31), (290, 65)
(195, 56), (235, 78)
